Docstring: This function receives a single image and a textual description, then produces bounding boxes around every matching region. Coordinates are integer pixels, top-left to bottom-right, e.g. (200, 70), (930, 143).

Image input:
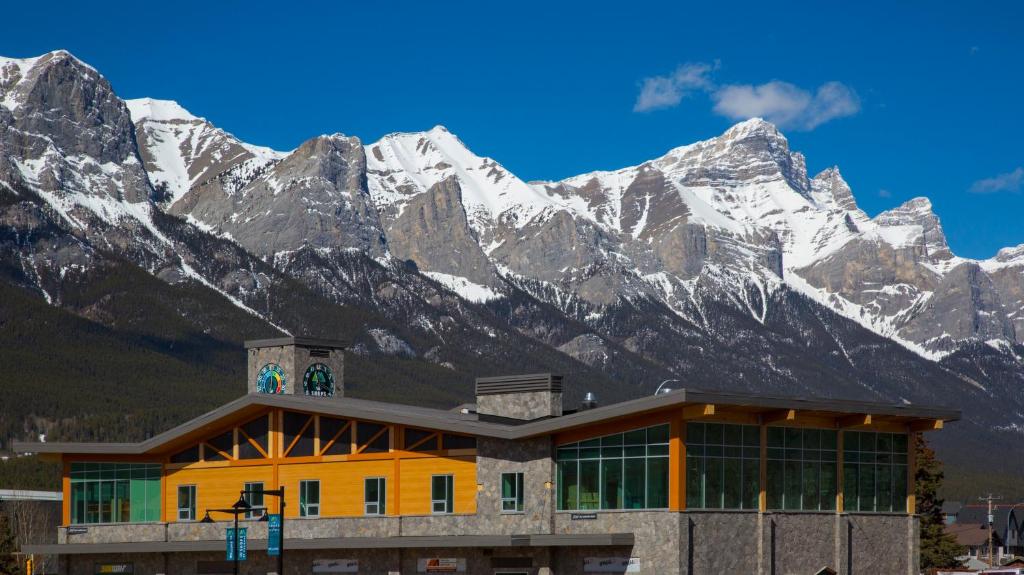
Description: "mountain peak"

(723, 117), (784, 139)
(811, 166), (860, 212)
(125, 98), (199, 123)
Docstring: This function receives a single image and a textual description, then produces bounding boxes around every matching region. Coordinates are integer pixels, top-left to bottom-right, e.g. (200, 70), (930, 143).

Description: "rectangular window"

(364, 477), (386, 515)
(842, 431), (908, 513)
(299, 480), (320, 517)
(501, 472), (524, 512)
(766, 427), (837, 511)
(555, 423), (670, 511)
(177, 485), (196, 521)
(685, 423), (760, 510)
(243, 482), (264, 519)
(431, 475), (454, 514)
(69, 463), (162, 524)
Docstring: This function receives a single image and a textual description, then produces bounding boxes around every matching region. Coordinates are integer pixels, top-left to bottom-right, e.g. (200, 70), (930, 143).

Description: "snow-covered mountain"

(2, 50), (1023, 480)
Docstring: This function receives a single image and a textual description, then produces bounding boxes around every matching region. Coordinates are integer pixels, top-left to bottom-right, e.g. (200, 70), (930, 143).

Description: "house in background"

(947, 522), (1004, 565)
(945, 501), (963, 524)
(954, 504), (1024, 558)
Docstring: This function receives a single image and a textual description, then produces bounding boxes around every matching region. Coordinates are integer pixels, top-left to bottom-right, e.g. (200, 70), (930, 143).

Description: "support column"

(758, 422), (767, 512)
(757, 422), (767, 575)
(670, 416), (686, 511)
(836, 430), (845, 513)
(906, 431), (917, 515)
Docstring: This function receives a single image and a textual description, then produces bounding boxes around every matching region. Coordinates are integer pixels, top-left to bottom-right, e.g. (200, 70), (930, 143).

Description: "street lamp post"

(243, 485), (286, 575)
(654, 379), (679, 395)
(202, 495), (252, 575)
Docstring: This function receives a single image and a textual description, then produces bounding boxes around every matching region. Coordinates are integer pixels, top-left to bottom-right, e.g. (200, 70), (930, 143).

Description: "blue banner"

(267, 514), (281, 557)
(226, 527), (248, 561)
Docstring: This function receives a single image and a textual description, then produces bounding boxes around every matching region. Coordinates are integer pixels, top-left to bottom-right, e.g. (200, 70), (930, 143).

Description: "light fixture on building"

(199, 511), (214, 523)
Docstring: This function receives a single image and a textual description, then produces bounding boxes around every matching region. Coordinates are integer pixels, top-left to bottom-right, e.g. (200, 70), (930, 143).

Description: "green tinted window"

(765, 428), (837, 511)
(686, 423), (759, 510)
(842, 431), (908, 512)
(556, 424), (670, 511)
(70, 462), (161, 524)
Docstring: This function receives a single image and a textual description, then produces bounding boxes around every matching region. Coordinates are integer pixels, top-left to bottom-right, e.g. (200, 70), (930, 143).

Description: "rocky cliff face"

(2, 50), (1024, 479)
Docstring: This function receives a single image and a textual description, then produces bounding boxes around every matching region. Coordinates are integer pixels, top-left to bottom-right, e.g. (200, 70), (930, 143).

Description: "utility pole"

(980, 494), (1004, 564)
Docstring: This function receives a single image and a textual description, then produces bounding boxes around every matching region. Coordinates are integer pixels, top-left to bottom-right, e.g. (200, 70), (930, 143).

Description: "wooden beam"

(837, 414), (871, 428)
(762, 409), (797, 425)
(682, 403), (715, 419)
(670, 417), (684, 511)
(836, 430), (844, 513)
(758, 424), (767, 512)
(909, 419), (943, 432)
(907, 432), (918, 514)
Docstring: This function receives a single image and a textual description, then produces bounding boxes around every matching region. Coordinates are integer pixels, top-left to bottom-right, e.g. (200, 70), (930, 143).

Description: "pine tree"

(916, 433), (966, 569)
(0, 511), (21, 575)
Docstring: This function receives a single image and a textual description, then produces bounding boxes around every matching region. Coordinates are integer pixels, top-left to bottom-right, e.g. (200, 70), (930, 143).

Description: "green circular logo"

(303, 363), (335, 397)
(256, 364), (286, 394)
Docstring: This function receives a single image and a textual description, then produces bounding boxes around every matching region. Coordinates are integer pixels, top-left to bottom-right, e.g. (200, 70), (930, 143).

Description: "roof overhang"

(23, 533), (635, 555)
(13, 388), (961, 457)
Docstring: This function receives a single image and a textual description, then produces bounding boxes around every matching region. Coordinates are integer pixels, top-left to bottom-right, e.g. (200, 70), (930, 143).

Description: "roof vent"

(580, 392), (598, 411)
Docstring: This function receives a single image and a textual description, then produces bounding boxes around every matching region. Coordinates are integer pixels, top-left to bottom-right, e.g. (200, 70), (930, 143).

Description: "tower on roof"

(245, 336), (347, 399)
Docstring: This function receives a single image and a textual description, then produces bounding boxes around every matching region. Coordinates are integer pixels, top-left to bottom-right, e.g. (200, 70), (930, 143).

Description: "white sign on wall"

(583, 557), (641, 573)
(312, 559), (359, 573)
(417, 558), (467, 573)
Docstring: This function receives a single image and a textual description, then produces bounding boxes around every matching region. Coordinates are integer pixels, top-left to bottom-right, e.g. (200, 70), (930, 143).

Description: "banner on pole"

(267, 514), (281, 556)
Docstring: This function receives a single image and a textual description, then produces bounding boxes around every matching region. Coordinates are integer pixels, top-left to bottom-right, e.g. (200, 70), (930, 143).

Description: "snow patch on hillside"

(424, 271), (502, 303)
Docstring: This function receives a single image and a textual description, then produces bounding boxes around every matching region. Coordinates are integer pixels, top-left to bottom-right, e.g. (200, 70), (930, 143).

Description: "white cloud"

(634, 63), (715, 112)
(712, 80), (860, 130)
(969, 167), (1024, 194)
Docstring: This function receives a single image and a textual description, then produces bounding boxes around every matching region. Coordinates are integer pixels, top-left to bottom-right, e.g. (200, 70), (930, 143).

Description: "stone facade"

(246, 340), (345, 399)
(476, 391), (562, 421)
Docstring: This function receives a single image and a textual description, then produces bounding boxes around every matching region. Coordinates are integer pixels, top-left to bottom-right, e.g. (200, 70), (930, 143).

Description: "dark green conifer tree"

(916, 434), (966, 569)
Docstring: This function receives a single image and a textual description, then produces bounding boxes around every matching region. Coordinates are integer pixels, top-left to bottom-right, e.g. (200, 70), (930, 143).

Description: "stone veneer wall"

(473, 436), (555, 535)
(247, 344), (344, 398)
(554, 511), (682, 575)
(476, 390), (562, 420)
(57, 512), (918, 575)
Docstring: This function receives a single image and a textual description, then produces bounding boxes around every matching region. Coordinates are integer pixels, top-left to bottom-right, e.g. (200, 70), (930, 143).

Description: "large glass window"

(69, 463), (161, 524)
(299, 480), (320, 517)
(501, 472), (524, 512)
(766, 427), (837, 511)
(686, 423), (759, 510)
(364, 477), (386, 516)
(843, 431), (908, 513)
(243, 482), (264, 519)
(431, 475), (454, 514)
(177, 485), (196, 521)
(556, 424), (669, 511)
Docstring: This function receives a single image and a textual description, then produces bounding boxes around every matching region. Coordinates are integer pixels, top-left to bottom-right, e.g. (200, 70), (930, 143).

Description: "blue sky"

(3, 1), (1021, 258)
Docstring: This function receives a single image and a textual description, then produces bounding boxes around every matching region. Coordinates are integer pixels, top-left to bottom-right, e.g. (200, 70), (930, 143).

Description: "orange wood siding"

(277, 459), (395, 517)
(398, 456), (477, 515)
(165, 465), (275, 521)
(61, 458), (71, 525)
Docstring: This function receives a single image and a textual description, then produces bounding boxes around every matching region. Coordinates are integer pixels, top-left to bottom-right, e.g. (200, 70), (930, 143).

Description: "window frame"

(765, 426), (839, 512)
(500, 472), (525, 513)
(431, 474), (454, 514)
(555, 423), (670, 512)
(243, 481), (265, 519)
(364, 477), (386, 516)
(299, 479), (321, 518)
(177, 484), (196, 522)
(842, 431), (908, 513)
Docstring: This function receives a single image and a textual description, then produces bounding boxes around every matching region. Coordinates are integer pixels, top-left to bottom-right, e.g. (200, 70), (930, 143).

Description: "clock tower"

(245, 336), (346, 399)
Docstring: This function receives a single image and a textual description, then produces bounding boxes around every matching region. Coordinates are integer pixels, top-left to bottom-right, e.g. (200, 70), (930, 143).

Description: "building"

(946, 522), (1004, 564)
(944, 501), (963, 524)
(16, 337), (959, 575)
(949, 504), (1024, 561)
